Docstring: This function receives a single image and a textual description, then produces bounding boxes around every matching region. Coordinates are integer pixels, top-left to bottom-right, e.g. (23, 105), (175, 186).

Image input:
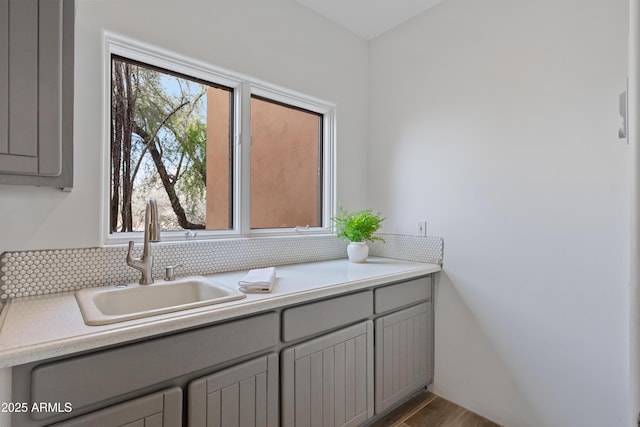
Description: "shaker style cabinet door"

(188, 353), (279, 427)
(0, 0), (6, 159)
(374, 302), (433, 413)
(0, 0), (73, 187)
(1, 0), (38, 170)
(50, 387), (183, 427)
(281, 321), (374, 427)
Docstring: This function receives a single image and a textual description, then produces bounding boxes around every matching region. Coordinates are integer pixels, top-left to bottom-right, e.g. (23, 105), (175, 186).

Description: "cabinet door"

(281, 321), (374, 427)
(188, 353), (279, 427)
(50, 387), (182, 427)
(0, 0), (9, 158)
(374, 302), (433, 413)
(37, 0), (64, 176)
(1, 0), (40, 174)
(0, 0), (72, 187)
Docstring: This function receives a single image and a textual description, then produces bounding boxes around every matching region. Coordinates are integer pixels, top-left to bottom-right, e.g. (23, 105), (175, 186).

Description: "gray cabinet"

(188, 354), (279, 427)
(374, 302), (433, 414)
(51, 353), (278, 427)
(373, 276), (431, 315)
(12, 313), (279, 426)
(281, 291), (373, 343)
(10, 274), (435, 427)
(281, 321), (374, 427)
(50, 387), (183, 427)
(0, 0), (73, 188)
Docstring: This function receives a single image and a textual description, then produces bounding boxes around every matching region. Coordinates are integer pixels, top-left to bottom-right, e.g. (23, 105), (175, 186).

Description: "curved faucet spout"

(147, 198), (160, 244)
(126, 198), (161, 285)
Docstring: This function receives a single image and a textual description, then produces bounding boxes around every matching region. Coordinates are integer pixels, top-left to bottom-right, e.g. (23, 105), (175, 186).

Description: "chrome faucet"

(126, 198), (161, 285)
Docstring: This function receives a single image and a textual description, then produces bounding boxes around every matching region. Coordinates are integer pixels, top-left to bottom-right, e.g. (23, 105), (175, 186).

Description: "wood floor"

(369, 390), (501, 427)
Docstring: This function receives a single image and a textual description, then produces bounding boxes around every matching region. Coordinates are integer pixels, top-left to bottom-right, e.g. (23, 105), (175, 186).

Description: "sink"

(75, 276), (246, 325)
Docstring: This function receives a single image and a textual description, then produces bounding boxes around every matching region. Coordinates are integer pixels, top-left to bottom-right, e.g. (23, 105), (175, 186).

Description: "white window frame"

(102, 33), (335, 245)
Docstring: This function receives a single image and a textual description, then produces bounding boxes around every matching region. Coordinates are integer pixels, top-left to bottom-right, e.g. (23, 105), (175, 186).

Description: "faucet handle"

(164, 263), (184, 281)
(126, 241), (138, 265)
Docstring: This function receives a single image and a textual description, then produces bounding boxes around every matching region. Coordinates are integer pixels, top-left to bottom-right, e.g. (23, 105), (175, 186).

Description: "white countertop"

(0, 257), (440, 368)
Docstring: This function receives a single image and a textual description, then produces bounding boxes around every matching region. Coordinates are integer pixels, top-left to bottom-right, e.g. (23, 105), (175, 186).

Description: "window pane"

(110, 56), (233, 233)
(205, 86), (234, 230)
(250, 96), (322, 229)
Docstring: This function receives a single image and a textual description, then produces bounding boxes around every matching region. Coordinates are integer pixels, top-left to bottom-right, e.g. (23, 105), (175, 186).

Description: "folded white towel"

(238, 267), (276, 293)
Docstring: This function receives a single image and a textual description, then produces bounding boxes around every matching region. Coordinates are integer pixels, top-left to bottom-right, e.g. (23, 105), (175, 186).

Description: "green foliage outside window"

(111, 56), (212, 232)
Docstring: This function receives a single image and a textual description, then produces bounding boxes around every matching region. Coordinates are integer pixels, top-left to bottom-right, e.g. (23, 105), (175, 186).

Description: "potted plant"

(331, 206), (385, 263)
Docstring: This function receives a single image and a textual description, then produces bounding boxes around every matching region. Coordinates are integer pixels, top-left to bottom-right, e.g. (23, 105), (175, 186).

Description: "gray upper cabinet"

(0, 0), (73, 189)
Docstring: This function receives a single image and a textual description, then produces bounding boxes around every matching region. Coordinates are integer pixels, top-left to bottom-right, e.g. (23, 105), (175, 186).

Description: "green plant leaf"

(331, 206), (385, 243)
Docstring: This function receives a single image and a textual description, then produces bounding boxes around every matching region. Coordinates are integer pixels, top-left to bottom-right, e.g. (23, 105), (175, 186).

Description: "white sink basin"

(75, 276), (246, 325)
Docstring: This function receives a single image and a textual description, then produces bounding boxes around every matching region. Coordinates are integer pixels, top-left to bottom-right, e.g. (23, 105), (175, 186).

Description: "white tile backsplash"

(0, 234), (443, 300)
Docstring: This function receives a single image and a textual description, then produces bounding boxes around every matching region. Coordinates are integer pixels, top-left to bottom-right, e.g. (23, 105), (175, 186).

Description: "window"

(250, 96), (323, 229)
(105, 34), (334, 243)
(110, 56), (233, 233)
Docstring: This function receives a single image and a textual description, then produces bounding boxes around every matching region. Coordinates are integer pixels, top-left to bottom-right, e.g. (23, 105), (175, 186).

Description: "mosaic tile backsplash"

(0, 234), (443, 300)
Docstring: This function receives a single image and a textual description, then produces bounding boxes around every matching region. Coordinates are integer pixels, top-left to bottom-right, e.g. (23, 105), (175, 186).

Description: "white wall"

(0, 0), (632, 425)
(629, 0), (640, 421)
(0, 0), (369, 253)
(368, 0), (630, 426)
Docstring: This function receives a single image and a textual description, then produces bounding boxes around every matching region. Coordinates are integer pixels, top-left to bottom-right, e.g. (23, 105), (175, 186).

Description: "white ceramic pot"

(347, 242), (369, 263)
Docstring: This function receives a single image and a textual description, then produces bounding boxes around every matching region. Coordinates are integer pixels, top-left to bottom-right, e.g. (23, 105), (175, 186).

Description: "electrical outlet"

(417, 221), (427, 236)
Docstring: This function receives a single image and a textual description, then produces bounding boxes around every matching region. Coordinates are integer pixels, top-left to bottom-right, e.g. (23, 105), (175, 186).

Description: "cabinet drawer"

(374, 276), (431, 314)
(282, 291), (373, 342)
(30, 312), (278, 420)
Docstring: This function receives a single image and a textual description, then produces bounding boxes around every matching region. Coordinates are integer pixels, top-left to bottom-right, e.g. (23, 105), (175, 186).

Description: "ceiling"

(294, 0), (446, 40)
